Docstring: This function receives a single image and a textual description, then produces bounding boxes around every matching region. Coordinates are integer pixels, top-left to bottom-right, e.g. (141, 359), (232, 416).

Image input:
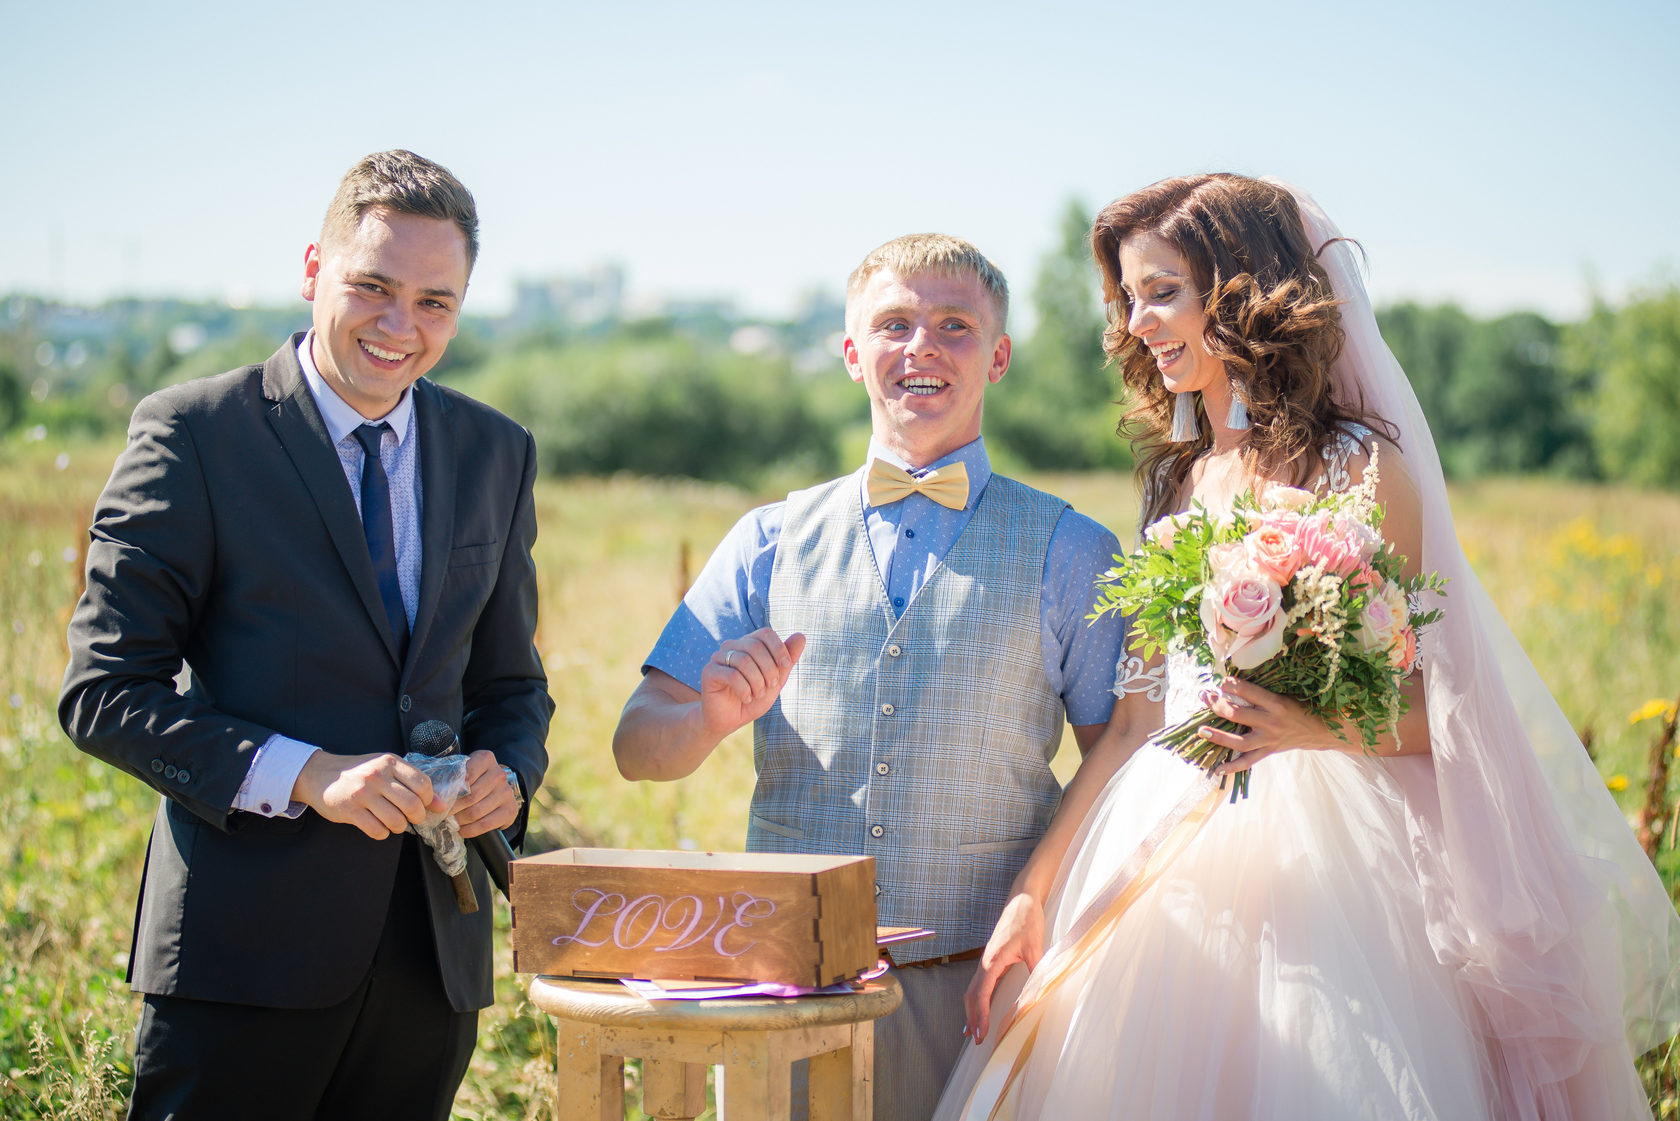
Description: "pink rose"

(1199, 570), (1285, 671)
(1355, 579), (1408, 660)
(1347, 564), (1382, 594)
(1245, 514), (1304, 584)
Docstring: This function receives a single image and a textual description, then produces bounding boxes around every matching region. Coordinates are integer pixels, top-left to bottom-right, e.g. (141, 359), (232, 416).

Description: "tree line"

(2, 205), (1675, 490)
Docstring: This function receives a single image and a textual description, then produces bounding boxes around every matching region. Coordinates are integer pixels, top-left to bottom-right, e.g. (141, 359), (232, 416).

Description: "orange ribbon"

(958, 781), (1228, 1121)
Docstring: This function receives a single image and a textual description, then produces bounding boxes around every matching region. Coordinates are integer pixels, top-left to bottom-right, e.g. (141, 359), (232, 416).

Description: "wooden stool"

(528, 974), (903, 1121)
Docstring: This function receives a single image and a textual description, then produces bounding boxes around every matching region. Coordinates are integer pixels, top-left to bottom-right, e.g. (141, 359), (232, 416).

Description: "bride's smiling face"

(1117, 232), (1221, 396)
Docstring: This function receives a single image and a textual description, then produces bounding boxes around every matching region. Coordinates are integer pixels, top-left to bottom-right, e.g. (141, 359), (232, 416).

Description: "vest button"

(874, 884), (883, 896)
(399, 694), (413, 712)
(870, 824), (885, 838)
(875, 761), (890, 775)
(880, 703), (894, 716)
(886, 644), (902, 658)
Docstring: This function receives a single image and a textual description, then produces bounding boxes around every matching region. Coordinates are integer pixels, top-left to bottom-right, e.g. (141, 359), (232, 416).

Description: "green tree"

(1445, 312), (1591, 476)
(1378, 303), (1589, 477)
(1567, 283), (1680, 488)
(0, 356), (23, 433)
(1378, 302), (1475, 448)
(473, 332), (839, 486)
(989, 199), (1131, 471)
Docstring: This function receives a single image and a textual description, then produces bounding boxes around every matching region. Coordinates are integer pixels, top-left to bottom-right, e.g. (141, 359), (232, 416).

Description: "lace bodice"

(1115, 423), (1374, 722)
(1310, 422), (1372, 494)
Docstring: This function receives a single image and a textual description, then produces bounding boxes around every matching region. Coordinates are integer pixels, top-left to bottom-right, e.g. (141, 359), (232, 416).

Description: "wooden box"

(509, 849), (877, 987)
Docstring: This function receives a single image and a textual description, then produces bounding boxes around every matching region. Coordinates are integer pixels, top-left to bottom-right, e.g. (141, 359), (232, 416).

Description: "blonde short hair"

(845, 233), (1009, 330)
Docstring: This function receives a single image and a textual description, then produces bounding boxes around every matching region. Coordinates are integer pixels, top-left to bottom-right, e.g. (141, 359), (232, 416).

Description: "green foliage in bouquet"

(1089, 459), (1447, 799)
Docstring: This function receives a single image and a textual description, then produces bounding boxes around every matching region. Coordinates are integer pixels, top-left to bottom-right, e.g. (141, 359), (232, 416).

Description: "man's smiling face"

(843, 268), (1011, 467)
(301, 206), (469, 419)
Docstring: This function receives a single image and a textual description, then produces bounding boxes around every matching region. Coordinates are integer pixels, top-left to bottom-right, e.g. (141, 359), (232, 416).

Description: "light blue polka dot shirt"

(645, 437), (1125, 727)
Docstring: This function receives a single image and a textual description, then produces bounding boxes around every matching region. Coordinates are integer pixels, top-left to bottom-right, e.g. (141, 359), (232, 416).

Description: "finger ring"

(725, 650), (735, 668)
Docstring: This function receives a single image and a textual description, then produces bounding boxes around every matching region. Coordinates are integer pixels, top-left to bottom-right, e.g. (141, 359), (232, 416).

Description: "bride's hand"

(1204, 678), (1343, 775)
(964, 893), (1044, 1045)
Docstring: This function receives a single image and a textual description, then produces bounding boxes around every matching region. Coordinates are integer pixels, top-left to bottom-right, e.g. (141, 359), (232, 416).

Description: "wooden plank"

(553, 1020), (622, 1121)
(809, 1026), (872, 1121)
(642, 1058), (707, 1120)
(815, 859), (878, 984)
(594, 1025), (726, 1066)
(719, 1031), (792, 1121)
(762, 1023), (854, 1064)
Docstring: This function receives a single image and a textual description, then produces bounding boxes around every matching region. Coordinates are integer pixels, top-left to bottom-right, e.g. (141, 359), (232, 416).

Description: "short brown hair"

(319, 150), (480, 274)
(846, 233), (1009, 330)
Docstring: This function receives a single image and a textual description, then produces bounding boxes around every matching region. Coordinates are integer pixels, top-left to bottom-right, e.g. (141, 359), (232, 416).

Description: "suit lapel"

(261, 337), (405, 667)
(408, 379), (456, 668)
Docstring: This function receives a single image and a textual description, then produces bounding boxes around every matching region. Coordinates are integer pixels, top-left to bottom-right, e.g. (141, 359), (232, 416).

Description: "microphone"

(408, 720), (517, 900)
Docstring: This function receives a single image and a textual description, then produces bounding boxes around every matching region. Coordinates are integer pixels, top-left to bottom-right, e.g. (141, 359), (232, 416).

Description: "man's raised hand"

(699, 627), (807, 733)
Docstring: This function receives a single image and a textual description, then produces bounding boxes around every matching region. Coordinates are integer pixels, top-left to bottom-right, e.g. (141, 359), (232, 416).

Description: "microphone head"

(409, 719), (460, 757)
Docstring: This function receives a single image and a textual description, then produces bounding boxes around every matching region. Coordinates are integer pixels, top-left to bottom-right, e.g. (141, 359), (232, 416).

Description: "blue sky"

(3, 0), (1675, 325)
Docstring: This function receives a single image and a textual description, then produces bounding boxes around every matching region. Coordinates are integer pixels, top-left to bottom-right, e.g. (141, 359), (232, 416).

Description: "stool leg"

(808, 1022), (873, 1121)
(643, 1058), (707, 1119)
(720, 1031), (791, 1121)
(554, 1019), (623, 1121)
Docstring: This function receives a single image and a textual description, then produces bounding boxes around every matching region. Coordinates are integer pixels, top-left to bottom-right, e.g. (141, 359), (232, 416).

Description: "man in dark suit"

(58, 149), (552, 1120)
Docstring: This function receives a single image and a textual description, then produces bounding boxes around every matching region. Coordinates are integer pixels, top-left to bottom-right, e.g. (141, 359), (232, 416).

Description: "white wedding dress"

(934, 182), (1678, 1121)
(935, 435), (1505, 1121)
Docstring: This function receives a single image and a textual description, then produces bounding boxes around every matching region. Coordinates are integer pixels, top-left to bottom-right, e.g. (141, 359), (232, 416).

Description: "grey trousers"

(719, 959), (978, 1121)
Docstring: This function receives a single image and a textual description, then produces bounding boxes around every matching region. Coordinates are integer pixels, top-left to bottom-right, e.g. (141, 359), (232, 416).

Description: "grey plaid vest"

(753, 472), (1068, 961)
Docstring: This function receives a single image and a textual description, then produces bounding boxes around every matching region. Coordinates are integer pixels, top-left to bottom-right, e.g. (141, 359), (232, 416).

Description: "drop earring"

(1226, 387), (1250, 431)
(1171, 392), (1200, 442)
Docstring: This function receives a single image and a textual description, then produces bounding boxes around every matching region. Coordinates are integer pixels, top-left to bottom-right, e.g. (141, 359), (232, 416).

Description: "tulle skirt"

(935, 744), (1501, 1121)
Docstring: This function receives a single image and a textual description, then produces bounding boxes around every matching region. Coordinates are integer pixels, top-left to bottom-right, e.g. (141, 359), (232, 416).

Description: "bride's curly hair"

(1091, 174), (1396, 527)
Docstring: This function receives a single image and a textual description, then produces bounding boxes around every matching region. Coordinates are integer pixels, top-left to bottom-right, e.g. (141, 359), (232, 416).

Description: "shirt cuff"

(233, 734), (319, 818)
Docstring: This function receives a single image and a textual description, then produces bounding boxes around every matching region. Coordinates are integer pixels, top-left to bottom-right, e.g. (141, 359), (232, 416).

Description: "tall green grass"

(2, 440), (1676, 1118)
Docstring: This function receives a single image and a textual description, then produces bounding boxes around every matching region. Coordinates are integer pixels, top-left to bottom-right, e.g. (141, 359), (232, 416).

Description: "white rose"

(1262, 485), (1315, 511)
(1355, 580), (1408, 657)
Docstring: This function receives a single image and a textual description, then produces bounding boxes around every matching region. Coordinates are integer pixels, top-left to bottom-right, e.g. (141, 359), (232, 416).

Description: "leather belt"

(882, 946), (985, 970)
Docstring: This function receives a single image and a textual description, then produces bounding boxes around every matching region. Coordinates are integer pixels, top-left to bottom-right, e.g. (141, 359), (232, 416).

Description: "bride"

(933, 175), (1680, 1120)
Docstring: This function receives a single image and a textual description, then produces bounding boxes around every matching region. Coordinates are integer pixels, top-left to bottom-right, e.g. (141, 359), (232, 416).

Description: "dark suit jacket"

(59, 334), (553, 1012)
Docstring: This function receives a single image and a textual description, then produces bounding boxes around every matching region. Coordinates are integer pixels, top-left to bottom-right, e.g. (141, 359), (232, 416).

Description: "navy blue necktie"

(353, 423), (408, 659)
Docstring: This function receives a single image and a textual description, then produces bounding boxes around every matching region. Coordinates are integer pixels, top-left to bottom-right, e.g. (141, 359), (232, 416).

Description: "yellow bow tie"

(866, 458), (970, 510)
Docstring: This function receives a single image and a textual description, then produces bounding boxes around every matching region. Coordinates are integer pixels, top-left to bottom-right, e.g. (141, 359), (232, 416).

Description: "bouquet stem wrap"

(404, 752), (477, 913)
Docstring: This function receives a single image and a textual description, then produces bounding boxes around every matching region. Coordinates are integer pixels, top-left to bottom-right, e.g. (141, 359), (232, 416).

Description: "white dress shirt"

(232, 332), (421, 816)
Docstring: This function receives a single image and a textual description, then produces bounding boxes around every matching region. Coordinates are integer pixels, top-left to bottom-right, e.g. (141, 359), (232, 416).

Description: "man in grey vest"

(613, 234), (1124, 1120)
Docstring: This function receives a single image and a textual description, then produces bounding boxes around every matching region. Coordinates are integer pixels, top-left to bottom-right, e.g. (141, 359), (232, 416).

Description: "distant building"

(511, 265), (626, 329)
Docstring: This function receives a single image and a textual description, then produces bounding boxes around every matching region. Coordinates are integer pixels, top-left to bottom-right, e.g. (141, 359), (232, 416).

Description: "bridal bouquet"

(1090, 456), (1445, 799)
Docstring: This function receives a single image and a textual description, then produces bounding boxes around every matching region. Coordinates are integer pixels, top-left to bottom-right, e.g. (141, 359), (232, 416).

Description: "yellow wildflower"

(1630, 699), (1679, 726)
(1606, 774), (1630, 792)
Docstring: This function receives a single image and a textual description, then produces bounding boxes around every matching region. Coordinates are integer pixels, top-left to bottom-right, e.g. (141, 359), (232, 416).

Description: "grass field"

(2, 437), (1677, 1118)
